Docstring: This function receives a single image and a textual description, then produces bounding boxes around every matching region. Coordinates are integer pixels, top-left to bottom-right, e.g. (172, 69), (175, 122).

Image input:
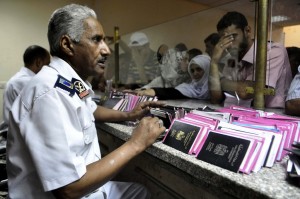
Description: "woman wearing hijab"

(131, 54), (211, 100)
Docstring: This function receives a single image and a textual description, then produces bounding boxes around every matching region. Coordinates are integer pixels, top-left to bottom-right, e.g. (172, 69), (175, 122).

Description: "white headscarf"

(175, 55), (211, 99)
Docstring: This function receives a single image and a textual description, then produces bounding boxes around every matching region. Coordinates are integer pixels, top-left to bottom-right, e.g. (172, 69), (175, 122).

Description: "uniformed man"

(6, 4), (165, 199)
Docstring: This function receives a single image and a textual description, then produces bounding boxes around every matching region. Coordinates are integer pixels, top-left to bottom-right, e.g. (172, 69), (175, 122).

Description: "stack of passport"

(162, 105), (300, 174)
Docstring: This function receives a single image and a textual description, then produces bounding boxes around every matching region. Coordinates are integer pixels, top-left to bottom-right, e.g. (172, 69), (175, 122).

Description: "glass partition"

(101, 0), (298, 110)
(271, 0), (300, 77)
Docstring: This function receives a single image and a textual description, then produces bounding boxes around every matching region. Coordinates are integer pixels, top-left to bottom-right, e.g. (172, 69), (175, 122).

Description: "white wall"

(0, 0), (95, 81)
(284, 25), (300, 47)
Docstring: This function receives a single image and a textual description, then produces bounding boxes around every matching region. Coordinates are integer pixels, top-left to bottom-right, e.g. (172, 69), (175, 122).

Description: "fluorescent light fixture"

(271, 15), (290, 23)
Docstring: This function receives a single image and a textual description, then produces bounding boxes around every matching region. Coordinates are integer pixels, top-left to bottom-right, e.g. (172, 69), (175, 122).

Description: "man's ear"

(30, 58), (42, 74)
(35, 58), (42, 68)
(60, 35), (74, 56)
(244, 25), (251, 36)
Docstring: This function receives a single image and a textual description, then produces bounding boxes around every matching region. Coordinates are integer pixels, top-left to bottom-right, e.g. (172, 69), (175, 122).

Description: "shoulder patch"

(54, 75), (76, 97)
(53, 75), (90, 99)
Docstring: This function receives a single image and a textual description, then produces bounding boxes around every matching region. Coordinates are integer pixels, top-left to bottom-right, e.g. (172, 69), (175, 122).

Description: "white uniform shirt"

(2, 67), (35, 130)
(6, 57), (103, 199)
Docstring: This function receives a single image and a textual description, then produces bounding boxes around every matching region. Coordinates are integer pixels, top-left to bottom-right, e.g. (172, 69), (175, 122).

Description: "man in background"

(209, 11), (292, 108)
(1, 45), (50, 133)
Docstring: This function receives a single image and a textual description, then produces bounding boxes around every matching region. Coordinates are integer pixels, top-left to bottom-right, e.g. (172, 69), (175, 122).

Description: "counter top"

(97, 99), (300, 199)
(97, 121), (300, 199)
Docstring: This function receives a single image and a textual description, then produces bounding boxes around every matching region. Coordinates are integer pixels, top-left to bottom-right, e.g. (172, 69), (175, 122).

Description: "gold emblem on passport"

(175, 131), (186, 141)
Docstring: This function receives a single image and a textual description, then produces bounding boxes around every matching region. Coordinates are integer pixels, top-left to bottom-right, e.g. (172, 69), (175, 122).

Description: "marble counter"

(96, 99), (300, 199)
(97, 121), (300, 199)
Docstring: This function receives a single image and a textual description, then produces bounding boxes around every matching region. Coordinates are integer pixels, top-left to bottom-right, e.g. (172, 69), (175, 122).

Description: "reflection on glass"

(103, 0), (298, 110)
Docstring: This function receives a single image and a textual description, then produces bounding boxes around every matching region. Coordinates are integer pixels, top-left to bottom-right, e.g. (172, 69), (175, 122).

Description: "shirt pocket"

(82, 117), (96, 145)
(77, 105), (97, 145)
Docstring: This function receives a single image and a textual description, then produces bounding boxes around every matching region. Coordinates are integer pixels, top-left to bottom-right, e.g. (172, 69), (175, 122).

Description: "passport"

(196, 131), (250, 172)
(162, 120), (203, 154)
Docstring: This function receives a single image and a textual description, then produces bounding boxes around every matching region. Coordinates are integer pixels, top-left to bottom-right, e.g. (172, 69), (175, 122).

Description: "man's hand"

(127, 101), (166, 121)
(211, 33), (234, 64)
(129, 116), (166, 152)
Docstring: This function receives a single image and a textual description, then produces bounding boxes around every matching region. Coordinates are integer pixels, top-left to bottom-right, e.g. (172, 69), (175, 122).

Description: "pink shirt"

(222, 42), (292, 108)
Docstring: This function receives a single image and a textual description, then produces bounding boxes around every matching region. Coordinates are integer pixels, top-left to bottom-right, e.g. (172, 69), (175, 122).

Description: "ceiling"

(191, 0), (300, 27)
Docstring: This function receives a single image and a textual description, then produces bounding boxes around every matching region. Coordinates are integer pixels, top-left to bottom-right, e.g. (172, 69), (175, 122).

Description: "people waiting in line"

(174, 42), (188, 52)
(129, 54), (211, 100)
(125, 32), (160, 88)
(139, 47), (202, 89)
(6, 4), (166, 199)
(209, 11), (292, 108)
(1, 45), (50, 133)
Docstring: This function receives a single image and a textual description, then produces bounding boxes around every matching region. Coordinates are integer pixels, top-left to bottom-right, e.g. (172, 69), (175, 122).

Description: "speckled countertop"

(96, 99), (300, 199)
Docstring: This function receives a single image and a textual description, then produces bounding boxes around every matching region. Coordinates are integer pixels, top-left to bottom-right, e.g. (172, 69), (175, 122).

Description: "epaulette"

(54, 75), (89, 99)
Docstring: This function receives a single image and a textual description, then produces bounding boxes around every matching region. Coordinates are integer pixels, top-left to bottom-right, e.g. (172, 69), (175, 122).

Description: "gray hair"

(48, 4), (97, 56)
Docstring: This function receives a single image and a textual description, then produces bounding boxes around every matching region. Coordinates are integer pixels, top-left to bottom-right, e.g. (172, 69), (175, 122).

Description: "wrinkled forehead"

(83, 17), (105, 35)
